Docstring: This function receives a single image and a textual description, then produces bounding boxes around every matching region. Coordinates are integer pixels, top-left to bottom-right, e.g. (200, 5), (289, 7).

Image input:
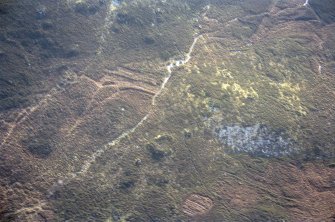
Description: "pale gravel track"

(76, 33), (203, 178)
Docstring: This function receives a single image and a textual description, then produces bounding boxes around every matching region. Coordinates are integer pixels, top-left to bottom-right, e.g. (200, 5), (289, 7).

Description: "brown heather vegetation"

(0, 0), (334, 221)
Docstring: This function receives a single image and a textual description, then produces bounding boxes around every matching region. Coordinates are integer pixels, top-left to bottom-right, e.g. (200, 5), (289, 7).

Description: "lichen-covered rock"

(215, 124), (297, 157)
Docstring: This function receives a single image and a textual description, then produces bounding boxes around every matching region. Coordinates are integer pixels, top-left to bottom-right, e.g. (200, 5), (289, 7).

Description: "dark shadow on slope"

(309, 0), (335, 24)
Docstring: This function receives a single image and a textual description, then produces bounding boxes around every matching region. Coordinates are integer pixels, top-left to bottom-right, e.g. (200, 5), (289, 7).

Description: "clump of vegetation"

(119, 179), (135, 190)
(143, 35), (155, 45)
(146, 143), (171, 161)
(147, 174), (169, 187)
(115, 12), (138, 25)
(22, 131), (55, 158)
(0, 96), (28, 111)
(74, 1), (105, 16)
(240, 0), (273, 14)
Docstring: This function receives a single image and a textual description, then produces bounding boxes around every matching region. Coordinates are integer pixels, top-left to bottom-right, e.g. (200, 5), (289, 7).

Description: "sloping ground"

(0, 0), (334, 221)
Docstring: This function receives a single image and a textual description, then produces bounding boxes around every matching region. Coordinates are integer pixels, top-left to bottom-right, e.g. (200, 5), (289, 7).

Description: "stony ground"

(0, 0), (334, 221)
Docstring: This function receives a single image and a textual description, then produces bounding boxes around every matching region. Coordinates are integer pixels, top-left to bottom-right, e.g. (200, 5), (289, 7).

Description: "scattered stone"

(184, 129), (192, 139)
(154, 134), (173, 144)
(35, 5), (47, 20)
(135, 158), (142, 166)
(111, 0), (121, 7)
